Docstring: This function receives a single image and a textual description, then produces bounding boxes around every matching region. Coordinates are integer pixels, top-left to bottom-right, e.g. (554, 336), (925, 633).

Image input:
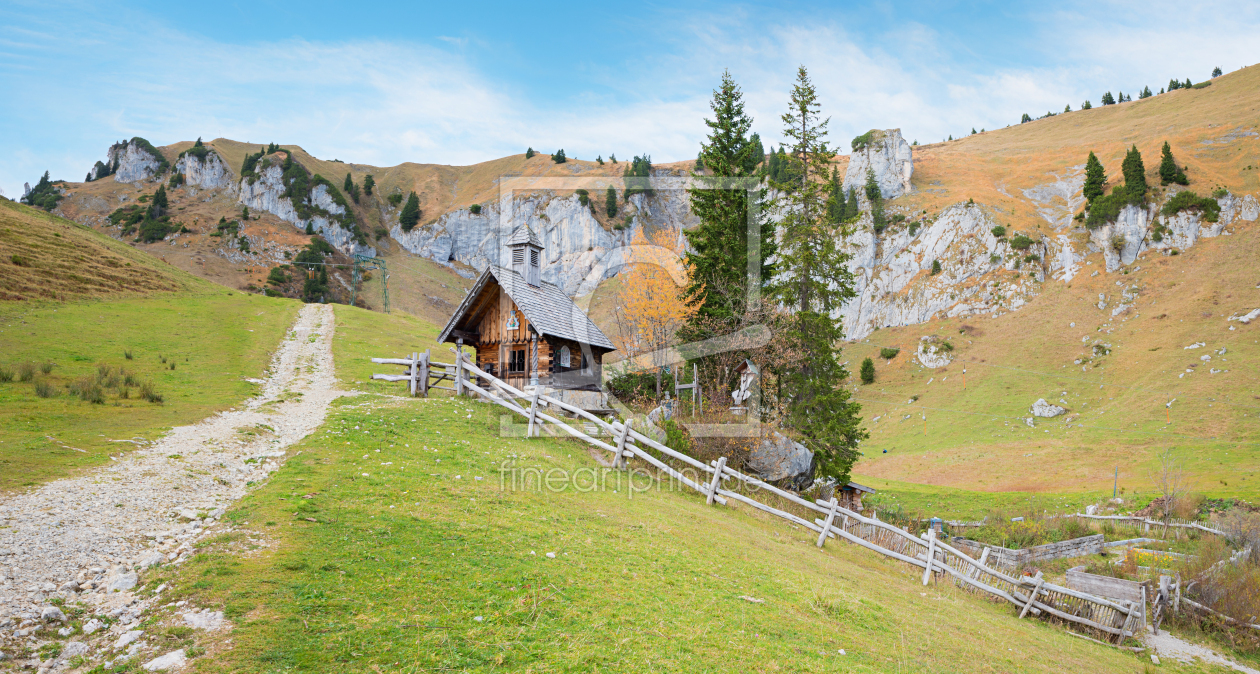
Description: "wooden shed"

(437, 225), (616, 394)
(837, 482), (875, 512)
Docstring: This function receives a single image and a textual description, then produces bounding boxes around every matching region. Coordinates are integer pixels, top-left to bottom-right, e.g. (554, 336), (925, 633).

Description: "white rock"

(114, 630), (143, 649)
(174, 151), (235, 192)
(108, 571), (138, 592)
(143, 649), (186, 671)
(843, 129), (914, 200)
(1030, 399), (1066, 418)
(1024, 417), (1036, 428)
(1228, 308), (1260, 324)
(62, 641), (89, 658)
(40, 606), (65, 622)
(82, 618), (103, 635)
(748, 430), (814, 488)
(915, 336), (954, 368)
(136, 550), (164, 569)
(107, 140), (164, 183)
(183, 610), (224, 630)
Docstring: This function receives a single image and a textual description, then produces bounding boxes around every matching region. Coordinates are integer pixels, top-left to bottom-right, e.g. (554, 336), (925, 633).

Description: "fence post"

(420, 350), (430, 397)
(614, 419), (632, 470)
(527, 388), (541, 438)
(704, 457), (727, 505)
(922, 529), (937, 586)
(409, 352), (418, 397)
(816, 497), (840, 548)
(1174, 572), (1181, 613)
(1019, 572), (1044, 619)
(455, 338), (465, 396)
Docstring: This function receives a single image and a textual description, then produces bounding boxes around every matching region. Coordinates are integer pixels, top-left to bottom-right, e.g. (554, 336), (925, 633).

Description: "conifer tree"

(1184, 78), (1192, 88)
(770, 65), (866, 484)
(596, 155), (604, 165)
(766, 146), (780, 181)
(1212, 66), (1222, 78)
(1021, 113), (1031, 123)
(1065, 104), (1071, 112)
(865, 168), (886, 232)
(609, 153), (617, 163)
(825, 167), (845, 224)
(525, 147), (535, 159)
(150, 184), (168, 218)
(843, 187), (859, 221)
(1168, 79), (1181, 91)
(552, 149), (567, 164)
(1083, 151), (1106, 204)
(859, 358), (875, 384)
(1158, 142), (1188, 186)
(399, 192), (421, 232)
(194, 137), (204, 148)
(1118, 91), (1126, 103)
(1082, 100), (1092, 110)
(605, 185), (617, 218)
(745, 133), (765, 174)
(363, 174), (375, 196)
(344, 173), (356, 198)
(1101, 91), (1116, 105)
(682, 70), (775, 325)
(1121, 145), (1148, 200)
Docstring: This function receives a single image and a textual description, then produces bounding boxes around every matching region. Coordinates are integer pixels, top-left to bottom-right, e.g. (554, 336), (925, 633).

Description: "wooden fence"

(1073, 513), (1225, 537)
(372, 351), (1147, 645)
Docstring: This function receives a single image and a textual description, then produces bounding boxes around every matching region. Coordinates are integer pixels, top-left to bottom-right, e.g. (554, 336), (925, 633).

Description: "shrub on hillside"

(607, 370), (675, 403)
(1010, 234), (1034, 250)
(879, 347), (900, 360)
(990, 225), (1006, 238)
(1162, 190), (1221, 222)
(21, 171), (63, 211)
(387, 192), (404, 207)
(859, 358), (875, 384)
(469, 203), (482, 214)
(930, 259), (942, 275)
(0, 367), (12, 383)
(34, 381), (54, 398)
(851, 131), (875, 152)
(363, 175), (375, 196)
(552, 149), (567, 164)
(139, 381), (163, 403)
(18, 363), (34, 382)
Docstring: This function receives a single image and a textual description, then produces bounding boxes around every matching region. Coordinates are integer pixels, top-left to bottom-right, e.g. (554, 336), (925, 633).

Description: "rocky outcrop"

(1085, 192), (1257, 272)
(836, 203), (1034, 339)
(843, 129), (913, 200)
(1031, 399), (1066, 417)
(107, 140), (164, 183)
(175, 151), (235, 192)
(237, 164), (374, 257)
(392, 190), (696, 294)
(915, 336), (954, 368)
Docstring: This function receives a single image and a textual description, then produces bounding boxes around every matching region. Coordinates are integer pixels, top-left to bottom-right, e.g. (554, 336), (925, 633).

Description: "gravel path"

(1145, 628), (1260, 673)
(0, 304), (341, 644)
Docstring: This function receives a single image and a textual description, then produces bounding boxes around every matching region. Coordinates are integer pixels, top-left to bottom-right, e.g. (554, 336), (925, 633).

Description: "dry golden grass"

(0, 198), (201, 301)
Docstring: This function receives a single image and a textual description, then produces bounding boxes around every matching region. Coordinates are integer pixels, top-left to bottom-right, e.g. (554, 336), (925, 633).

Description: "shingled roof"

(438, 265), (616, 352)
(506, 225), (543, 248)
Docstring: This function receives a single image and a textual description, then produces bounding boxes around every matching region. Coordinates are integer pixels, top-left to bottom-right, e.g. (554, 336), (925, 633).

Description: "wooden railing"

(371, 350), (1147, 645)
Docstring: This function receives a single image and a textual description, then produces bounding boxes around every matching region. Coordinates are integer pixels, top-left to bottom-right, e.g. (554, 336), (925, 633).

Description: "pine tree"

(609, 153), (617, 163)
(1064, 104), (1071, 112)
(194, 137), (204, 148)
(864, 168), (886, 232)
(1184, 78), (1192, 88)
(1101, 91), (1116, 105)
(605, 185), (617, 218)
(344, 173), (358, 204)
(1168, 79), (1181, 91)
(242, 205), (249, 220)
(1021, 113), (1032, 123)
(1082, 100), (1092, 110)
(948, 134), (953, 141)
(363, 175), (375, 196)
(682, 70), (775, 325)
(596, 155), (604, 165)
(150, 184), (168, 218)
(1158, 141), (1188, 186)
(1122, 145), (1148, 199)
(859, 358), (875, 384)
(745, 133), (765, 174)
(825, 167), (845, 224)
(399, 192), (421, 231)
(771, 65), (866, 484)
(1117, 91), (1126, 103)
(552, 149), (567, 164)
(931, 259), (942, 275)
(1083, 151), (1106, 204)
(843, 187), (859, 221)
(766, 146), (780, 181)
(1212, 66), (1222, 78)
(525, 147), (535, 159)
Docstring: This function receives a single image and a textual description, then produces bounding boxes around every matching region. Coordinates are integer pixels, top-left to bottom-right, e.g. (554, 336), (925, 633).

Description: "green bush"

(469, 203), (481, 214)
(552, 149), (567, 164)
(35, 381), (54, 398)
(1162, 190), (1221, 222)
(0, 368), (12, 383)
(879, 347), (900, 360)
(607, 370), (674, 401)
(10, 255), (28, 267)
(859, 357), (875, 384)
(1211, 187), (1228, 199)
(1191, 81), (1212, 89)
(18, 362), (34, 382)
(140, 381), (163, 403)
(20, 171), (63, 211)
(662, 418), (691, 455)
(930, 259), (942, 275)
(387, 193), (404, 207)
(39, 362), (54, 374)
(1009, 234), (1034, 250)
(851, 131), (875, 152)
(990, 225), (1006, 238)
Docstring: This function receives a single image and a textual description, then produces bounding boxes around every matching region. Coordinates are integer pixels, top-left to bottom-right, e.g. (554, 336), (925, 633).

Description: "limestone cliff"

(175, 151), (235, 193)
(844, 129), (914, 200)
(237, 163), (375, 258)
(105, 139), (165, 184)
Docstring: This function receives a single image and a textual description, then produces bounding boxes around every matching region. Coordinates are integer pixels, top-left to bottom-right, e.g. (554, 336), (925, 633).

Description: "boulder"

(843, 129), (914, 200)
(114, 630), (143, 650)
(82, 618), (104, 635)
(136, 550), (164, 569)
(143, 649), (186, 671)
(40, 606), (65, 622)
(61, 641), (89, 658)
(749, 431), (814, 489)
(1030, 399), (1066, 418)
(183, 609), (224, 630)
(108, 570), (138, 592)
(915, 336), (954, 369)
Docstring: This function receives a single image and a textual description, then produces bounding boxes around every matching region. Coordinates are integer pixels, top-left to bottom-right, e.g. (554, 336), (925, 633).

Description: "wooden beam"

(449, 329), (480, 342)
(706, 457), (727, 506)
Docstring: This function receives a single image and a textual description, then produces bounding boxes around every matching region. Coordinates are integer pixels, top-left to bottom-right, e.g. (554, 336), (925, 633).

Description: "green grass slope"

(153, 307), (1203, 674)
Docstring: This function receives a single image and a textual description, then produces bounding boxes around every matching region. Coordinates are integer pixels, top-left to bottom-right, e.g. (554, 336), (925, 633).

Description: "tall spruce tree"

(864, 168), (886, 232)
(745, 133), (765, 174)
(1121, 145), (1148, 200)
(825, 167), (845, 224)
(363, 174), (375, 196)
(399, 192), (421, 231)
(682, 70), (775, 326)
(770, 66), (866, 484)
(844, 187), (859, 221)
(605, 185), (618, 217)
(1083, 151), (1106, 204)
(1158, 142), (1188, 185)
(150, 184), (168, 218)
(1101, 91), (1116, 105)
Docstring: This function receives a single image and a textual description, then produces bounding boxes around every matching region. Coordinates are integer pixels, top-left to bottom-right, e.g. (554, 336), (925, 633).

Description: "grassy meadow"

(0, 293), (300, 491)
(145, 305), (1243, 674)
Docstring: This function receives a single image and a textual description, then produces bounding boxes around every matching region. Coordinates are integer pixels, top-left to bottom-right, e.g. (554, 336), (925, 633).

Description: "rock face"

(142, 649), (186, 671)
(237, 164), (375, 258)
(1083, 192), (1257, 272)
(1030, 399), (1066, 417)
(392, 191), (694, 294)
(836, 203), (1032, 339)
(748, 430), (814, 489)
(843, 129), (914, 200)
(108, 140), (164, 183)
(175, 151), (235, 192)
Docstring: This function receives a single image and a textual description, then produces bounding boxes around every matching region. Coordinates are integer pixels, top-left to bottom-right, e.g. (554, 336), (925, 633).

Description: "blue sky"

(2, 0), (1258, 198)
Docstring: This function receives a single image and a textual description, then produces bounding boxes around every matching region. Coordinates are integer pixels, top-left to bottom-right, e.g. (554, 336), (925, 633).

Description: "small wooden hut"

(437, 225), (616, 397)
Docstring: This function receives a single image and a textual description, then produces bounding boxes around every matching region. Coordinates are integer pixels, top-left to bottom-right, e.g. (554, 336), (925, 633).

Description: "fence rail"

(1073, 513), (1226, 537)
(372, 351), (1147, 645)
